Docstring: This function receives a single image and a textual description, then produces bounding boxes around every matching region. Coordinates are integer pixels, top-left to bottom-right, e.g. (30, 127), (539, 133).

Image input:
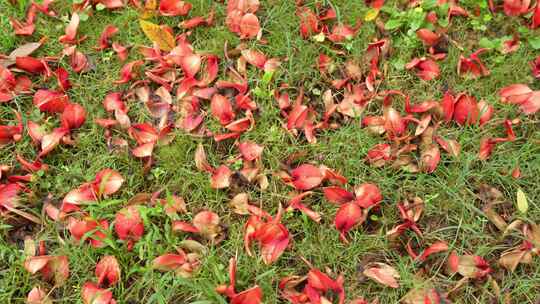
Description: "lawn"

(1, 0), (540, 303)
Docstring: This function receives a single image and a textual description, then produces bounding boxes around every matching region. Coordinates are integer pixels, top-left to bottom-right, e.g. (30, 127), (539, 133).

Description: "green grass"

(1, 0), (540, 303)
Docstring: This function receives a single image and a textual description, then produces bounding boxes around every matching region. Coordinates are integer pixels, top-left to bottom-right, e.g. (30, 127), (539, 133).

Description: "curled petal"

(241, 49), (267, 68)
(211, 94), (235, 125)
(290, 164), (324, 190)
(39, 127), (69, 157)
(96, 255), (121, 286)
(453, 94), (479, 125)
(61, 103), (86, 130)
(152, 253), (187, 271)
(211, 165), (233, 189)
(81, 282), (116, 304)
(27, 286), (50, 304)
(180, 54), (202, 78)
(239, 13), (260, 39)
(159, 0), (192, 16)
(97, 25), (119, 50)
(363, 263), (400, 288)
(419, 144), (440, 173)
(33, 90), (69, 113)
(323, 186), (354, 204)
(354, 183), (383, 208)
(334, 202), (364, 242)
(94, 169), (124, 196)
(238, 141), (264, 161)
(15, 57), (46, 74)
(416, 28), (440, 46)
(114, 60), (144, 84)
(114, 206), (144, 244)
(59, 13), (82, 44)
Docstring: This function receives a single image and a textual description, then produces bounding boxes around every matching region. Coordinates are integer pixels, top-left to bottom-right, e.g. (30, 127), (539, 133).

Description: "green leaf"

(392, 58), (406, 70)
(79, 12), (89, 21)
(262, 70), (274, 84)
(529, 37), (540, 50)
(438, 18), (449, 27)
(516, 188), (528, 214)
(479, 37), (497, 49)
(385, 19), (403, 30)
(421, 0), (437, 10)
(96, 3), (106, 10)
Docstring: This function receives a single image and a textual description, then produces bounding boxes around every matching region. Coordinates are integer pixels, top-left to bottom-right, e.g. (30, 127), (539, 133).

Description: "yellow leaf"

(139, 19), (176, 51)
(364, 8), (380, 22)
(516, 188), (528, 214)
(140, 0), (157, 19)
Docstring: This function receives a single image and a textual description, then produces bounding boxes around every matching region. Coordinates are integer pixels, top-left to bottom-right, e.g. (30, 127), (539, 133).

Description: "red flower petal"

(478, 138), (496, 161)
(334, 202), (365, 242)
(95, 255), (121, 286)
(290, 164), (324, 190)
(180, 54), (202, 78)
(241, 49), (267, 68)
(418, 241), (448, 262)
(253, 222), (289, 264)
(62, 183), (97, 209)
(61, 103), (86, 130)
(114, 60), (144, 84)
(152, 253), (187, 271)
(363, 263), (400, 288)
(420, 144), (440, 173)
(211, 165), (233, 189)
(81, 282), (116, 304)
(323, 186), (355, 204)
(503, 0), (531, 16)
(477, 100), (494, 126)
(15, 56), (46, 74)
(112, 42), (128, 61)
(59, 13), (82, 44)
(55, 67), (72, 91)
(33, 89), (69, 113)
(27, 286), (49, 304)
(533, 2), (540, 28)
(68, 217), (109, 248)
(97, 25), (118, 50)
(287, 191), (321, 222)
(159, 0), (192, 16)
(453, 94), (479, 125)
(499, 84), (533, 104)
(94, 169), (124, 196)
(193, 210), (221, 241)
(39, 127), (69, 157)
(211, 94), (235, 125)
(172, 221), (200, 233)
(354, 183), (383, 208)
(416, 28), (440, 46)
(132, 142), (155, 158)
(239, 13), (260, 39)
(231, 286), (263, 304)
(114, 206), (144, 245)
(238, 141), (264, 161)
(519, 91), (540, 114)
